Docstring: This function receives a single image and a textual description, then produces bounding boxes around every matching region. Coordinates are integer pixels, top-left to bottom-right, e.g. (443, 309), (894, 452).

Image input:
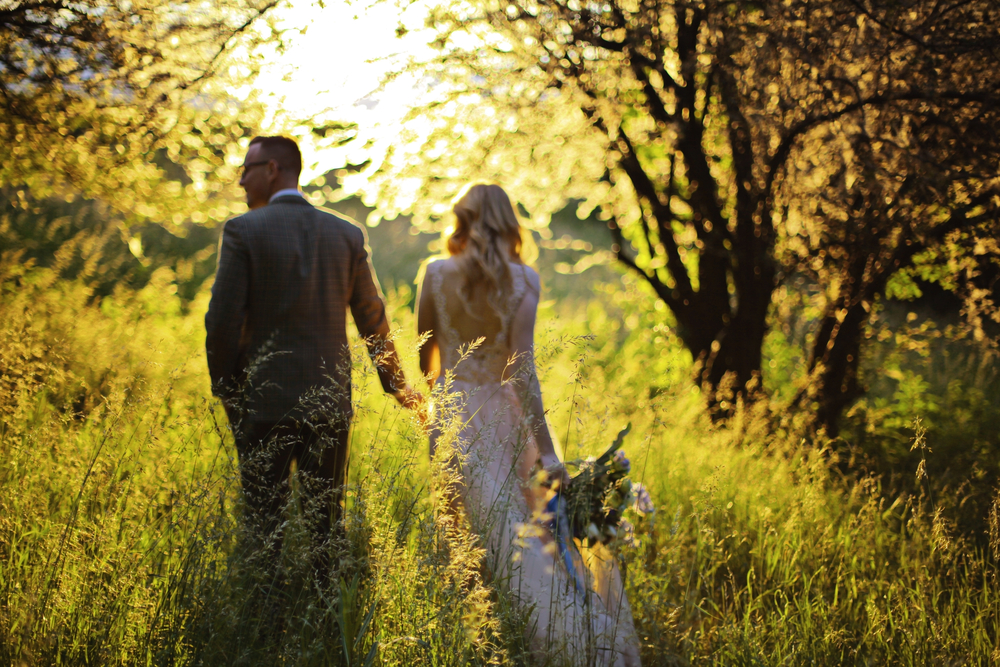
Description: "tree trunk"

(615, 236), (776, 418)
(699, 283), (775, 416)
(808, 300), (867, 436)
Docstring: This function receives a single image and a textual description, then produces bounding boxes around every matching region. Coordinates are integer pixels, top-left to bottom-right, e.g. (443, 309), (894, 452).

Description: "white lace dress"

(420, 258), (641, 666)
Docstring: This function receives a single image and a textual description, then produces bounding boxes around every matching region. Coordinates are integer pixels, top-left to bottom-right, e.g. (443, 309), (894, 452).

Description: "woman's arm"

(416, 263), (441, 387)
(509, 269), (566, 482)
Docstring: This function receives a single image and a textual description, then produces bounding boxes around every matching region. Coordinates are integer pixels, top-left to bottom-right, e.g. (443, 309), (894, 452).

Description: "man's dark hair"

(249, 135), (302, 176)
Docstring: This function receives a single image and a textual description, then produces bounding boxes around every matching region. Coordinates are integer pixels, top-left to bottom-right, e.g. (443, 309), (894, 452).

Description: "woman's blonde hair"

(446, 183), (525, 312)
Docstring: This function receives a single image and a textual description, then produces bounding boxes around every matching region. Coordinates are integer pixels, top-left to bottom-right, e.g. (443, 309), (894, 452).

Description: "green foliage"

(0, 194), (223, 303)
(842, 311), (1000, 536)
(0, 0), (278, 226)
(339, 0), (1000, 430)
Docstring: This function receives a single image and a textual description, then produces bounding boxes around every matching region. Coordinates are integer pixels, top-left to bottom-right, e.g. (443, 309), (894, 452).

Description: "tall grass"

(2, 263), (999, 665)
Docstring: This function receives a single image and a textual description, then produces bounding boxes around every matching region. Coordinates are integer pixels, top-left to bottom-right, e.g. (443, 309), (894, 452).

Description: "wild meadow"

(2, 219), (999, 666)
(2, 0), (998, 661)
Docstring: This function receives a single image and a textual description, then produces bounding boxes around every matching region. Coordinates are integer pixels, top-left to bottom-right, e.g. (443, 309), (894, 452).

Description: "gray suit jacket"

(205, 195), (403, 424)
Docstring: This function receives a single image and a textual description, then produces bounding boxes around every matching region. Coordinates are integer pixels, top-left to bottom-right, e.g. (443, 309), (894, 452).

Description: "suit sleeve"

(348, 226), (406, 394)
(205, 219), (250, 400)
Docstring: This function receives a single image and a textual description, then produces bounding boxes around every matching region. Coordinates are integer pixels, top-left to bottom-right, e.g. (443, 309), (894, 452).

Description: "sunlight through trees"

(0, 0), (282, 225)
(350, 0), (1000, 431)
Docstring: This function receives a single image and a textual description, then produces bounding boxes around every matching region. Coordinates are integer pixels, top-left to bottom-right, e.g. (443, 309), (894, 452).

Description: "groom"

(205, 135), (415, 566)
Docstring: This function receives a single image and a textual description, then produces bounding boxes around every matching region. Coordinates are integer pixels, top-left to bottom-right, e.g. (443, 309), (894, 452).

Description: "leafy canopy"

(343, 0), (1000, 429)
(0, 0), (283, 226)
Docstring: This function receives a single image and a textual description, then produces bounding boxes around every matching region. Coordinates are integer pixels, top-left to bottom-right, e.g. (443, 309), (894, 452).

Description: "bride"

(415, 183), (641, 666)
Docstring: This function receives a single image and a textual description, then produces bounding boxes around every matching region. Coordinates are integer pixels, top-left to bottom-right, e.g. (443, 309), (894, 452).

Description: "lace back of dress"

(431, 260), (529, 383)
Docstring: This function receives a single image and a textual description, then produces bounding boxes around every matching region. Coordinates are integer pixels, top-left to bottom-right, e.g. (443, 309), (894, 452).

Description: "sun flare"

(246, 0), (436, 186)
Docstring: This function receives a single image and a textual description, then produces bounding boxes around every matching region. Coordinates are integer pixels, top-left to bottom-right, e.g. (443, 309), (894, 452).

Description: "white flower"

(632, 483), (655, 515)
(586, 522), (602, 540)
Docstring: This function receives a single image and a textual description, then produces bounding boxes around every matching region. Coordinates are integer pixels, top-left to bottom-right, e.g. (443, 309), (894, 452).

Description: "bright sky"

(248, 0), (437, 185)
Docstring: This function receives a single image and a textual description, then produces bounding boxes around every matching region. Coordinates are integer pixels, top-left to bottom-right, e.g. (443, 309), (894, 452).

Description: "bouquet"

(542, 423), (655, 550)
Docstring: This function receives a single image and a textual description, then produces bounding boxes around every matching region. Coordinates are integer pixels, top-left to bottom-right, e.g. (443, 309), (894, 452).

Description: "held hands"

(392, 385), (423, 409)
(392, 385), (427, 419)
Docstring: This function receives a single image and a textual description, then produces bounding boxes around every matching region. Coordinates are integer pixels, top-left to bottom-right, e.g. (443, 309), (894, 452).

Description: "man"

(205, 135), (415, 571)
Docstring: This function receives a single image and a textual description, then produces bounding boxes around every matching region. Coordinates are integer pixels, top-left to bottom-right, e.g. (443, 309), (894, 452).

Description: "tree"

(755, 1), (1000, 432)
(0, 0), (281, 226)
(352, 0), (1000, 430)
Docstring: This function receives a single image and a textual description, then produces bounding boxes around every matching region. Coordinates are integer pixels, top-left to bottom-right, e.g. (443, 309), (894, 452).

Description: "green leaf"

(596, 423), (632, 465)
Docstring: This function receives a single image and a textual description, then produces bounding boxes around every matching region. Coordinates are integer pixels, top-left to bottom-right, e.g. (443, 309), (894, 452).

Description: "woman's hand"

(539, 452), (570, 490)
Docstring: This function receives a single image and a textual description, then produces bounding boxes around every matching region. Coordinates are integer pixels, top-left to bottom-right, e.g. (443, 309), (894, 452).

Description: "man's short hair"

(249, 136), (302, 176)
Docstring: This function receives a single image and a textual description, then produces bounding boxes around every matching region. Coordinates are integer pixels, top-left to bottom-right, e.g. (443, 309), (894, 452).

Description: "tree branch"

(608, 213), (680, 310)
(718, 66), (765, 259)
(763, 90), (997, 207)
(616, 126), (695, 299)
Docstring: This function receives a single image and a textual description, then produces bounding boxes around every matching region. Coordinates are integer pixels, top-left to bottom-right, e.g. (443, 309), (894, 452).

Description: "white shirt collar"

(269, 188), (305, 203)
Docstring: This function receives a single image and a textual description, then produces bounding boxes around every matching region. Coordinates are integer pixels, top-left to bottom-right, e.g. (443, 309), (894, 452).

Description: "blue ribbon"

(544, 492), (586, 597)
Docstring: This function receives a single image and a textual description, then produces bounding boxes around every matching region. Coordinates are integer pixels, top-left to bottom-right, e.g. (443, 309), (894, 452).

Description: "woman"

(416, 183), (641, 666)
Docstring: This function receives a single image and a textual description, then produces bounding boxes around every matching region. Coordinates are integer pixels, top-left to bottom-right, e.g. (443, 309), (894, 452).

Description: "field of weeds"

(2, 257), (999, 666)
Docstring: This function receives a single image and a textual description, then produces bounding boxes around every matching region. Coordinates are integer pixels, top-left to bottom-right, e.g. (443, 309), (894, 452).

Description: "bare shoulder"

(518, 264), (541, 295)
(415, 256), (449, 293)
(425, 256), (456, 277)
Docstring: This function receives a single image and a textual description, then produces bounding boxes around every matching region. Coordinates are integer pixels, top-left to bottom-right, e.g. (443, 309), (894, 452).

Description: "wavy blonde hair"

(446, 183), (524, 313)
